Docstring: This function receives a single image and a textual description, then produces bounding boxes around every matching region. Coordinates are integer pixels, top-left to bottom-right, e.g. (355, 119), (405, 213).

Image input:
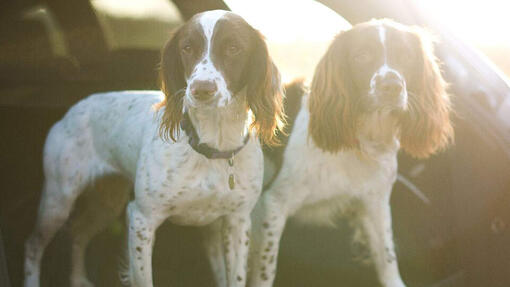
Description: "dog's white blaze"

(369, 24), (404, 97)
(200, 10), (227, 43)
(186, 10), (231, 107)
(378, 25), (386, 46)
(378, 25), (388, 67)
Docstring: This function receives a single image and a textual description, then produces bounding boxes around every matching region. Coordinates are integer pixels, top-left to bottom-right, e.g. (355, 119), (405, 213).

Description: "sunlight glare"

(415, 0), (510, 46)
(225, 0), (350, 43)
(226, 0), (351, 82)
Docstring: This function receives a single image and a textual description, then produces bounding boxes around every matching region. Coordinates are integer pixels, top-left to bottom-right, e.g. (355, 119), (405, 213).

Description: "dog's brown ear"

(245, 28), (285, 147)
(400, 28), (454, 158)
(156, 26), (186, 142)
(308, 32), (358, 153)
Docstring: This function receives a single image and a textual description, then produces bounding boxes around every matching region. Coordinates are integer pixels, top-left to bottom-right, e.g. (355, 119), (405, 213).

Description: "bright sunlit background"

(89, 0), (510, 83)
(415, 0), (510, 46)
(225, 0), (350, 82)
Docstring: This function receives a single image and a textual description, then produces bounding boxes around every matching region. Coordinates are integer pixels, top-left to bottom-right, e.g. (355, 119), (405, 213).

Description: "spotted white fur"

(369, 24), (408, 108)
(185, 10), (232, 107)
(23, 10), (270, 285)
(248, 23), (413, 287)
(23, 90), (263, 287)
(248, 96), (406, 287)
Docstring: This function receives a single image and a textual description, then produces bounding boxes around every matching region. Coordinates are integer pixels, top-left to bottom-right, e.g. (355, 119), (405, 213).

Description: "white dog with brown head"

(248, 19), (453, 287)
(24, 10), (284, 287)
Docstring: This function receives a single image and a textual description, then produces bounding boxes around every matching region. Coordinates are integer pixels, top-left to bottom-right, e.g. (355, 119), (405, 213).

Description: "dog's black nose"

(191, 80), (217, 101)
(377, 72), (404, 96)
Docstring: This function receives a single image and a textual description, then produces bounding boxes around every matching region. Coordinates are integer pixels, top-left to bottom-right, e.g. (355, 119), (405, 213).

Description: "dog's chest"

(140, 143), (262, 226)
(167, 167), (255, 225)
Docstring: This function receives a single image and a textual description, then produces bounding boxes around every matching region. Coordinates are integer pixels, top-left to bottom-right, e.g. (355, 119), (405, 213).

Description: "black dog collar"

(180, 112), (250, 159)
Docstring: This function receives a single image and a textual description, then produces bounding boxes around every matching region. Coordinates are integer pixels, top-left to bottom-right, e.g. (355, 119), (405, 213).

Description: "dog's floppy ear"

(156, 26), (186, 142)
(308, 32), (358, 153)
(400, 28), (453, 158)
(246, 28), (285, 146)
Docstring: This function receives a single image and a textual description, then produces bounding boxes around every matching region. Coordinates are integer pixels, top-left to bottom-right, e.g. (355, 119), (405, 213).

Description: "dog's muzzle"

(190, 79), (218, 102)
(374, 71), (407, 109)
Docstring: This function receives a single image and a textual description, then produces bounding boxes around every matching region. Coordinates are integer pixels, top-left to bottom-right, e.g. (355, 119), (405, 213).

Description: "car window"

(90, 0), (183, 50)
(226, 0), (351, 83)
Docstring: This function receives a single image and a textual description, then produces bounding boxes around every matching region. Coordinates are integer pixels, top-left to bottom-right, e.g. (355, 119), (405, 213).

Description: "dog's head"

(157, 10), (284, 145)
(309, 19), (453, 158)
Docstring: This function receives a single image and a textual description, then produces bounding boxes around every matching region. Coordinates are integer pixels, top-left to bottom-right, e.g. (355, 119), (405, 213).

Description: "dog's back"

(43, 91), (163, 180)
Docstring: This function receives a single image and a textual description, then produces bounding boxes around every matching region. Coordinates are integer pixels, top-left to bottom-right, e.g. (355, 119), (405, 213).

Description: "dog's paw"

(71, 277), (95, 287)
(383, 279), (406, 287)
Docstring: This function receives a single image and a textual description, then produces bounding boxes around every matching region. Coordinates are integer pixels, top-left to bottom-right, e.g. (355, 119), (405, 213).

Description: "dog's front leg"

(247, 193), (288, 287)
(359, 191), (406, 287)
(223, 213), (251, 287)
(203, 218), (228, 287)
(125, 201), (165, 287)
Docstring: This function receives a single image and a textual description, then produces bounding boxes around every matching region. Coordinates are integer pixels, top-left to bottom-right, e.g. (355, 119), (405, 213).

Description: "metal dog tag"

(229, 174), (235, 190)
(228, 155), (235, 189)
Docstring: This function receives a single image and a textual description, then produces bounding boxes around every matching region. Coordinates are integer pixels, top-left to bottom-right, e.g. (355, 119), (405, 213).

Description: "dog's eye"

(226, 44), (241, 56)
(353, 51), (372, 63)
(182, 45), (193, 55)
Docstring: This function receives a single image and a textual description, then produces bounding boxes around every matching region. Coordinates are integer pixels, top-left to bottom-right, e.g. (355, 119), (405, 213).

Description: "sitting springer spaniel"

(248, 19), (453, 287)
(24, 10), (284, 287)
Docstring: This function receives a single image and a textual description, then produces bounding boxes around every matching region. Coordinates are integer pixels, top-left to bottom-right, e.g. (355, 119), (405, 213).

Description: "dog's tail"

(263, 79), (307, 189)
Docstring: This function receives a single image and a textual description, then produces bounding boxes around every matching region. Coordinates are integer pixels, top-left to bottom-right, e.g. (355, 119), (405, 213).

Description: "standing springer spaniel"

(248, 19), (453, 287)
(24, 10), (284, 287)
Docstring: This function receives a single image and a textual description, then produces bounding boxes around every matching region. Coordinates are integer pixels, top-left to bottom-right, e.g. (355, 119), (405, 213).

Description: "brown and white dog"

(23, 10), (283, 287)
(249, 19), (453, 287)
